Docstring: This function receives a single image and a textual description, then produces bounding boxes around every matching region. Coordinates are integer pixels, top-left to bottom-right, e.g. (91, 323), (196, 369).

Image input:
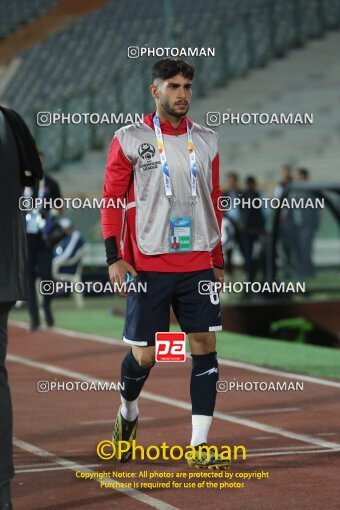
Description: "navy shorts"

(123, 269), (222, 346)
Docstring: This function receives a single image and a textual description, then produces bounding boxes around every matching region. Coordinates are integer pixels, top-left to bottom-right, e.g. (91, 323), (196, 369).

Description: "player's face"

(153, 74), (192, 118)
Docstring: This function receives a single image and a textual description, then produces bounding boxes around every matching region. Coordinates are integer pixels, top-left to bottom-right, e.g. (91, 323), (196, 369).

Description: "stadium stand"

(0, 0), (59, 39)
(1, 0), (340, 171)
(193, 30), (340, 182)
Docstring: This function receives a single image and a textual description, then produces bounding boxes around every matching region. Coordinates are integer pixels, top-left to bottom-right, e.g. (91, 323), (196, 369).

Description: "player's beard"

(160, 98), (189, 118)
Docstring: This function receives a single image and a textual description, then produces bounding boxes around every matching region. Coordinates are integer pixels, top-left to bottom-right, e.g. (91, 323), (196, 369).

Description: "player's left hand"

(213, 267), (224, 293)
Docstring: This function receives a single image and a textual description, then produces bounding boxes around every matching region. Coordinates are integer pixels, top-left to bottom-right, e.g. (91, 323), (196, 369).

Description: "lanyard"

(153, 113), (197, 199)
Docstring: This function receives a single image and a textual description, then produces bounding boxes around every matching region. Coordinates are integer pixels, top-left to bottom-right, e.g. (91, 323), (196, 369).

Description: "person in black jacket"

(239, 176), (266, 282)
(221, 172), (242, 275)
(0, 106), (42, 510)
(25, 152), (63, 330)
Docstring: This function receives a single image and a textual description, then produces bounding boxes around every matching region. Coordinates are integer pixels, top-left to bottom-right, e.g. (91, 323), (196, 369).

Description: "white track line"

(13, 438), (178, 510)
(247, 445), (323, 452)
(81, 418), (153, 425)
(9, 320), (340, 388)
(81, 419), (120, 425)
(16, 465), (100, 474)
(247, 448), (340, 458)
(231, 407), (299, 415)
(316, 432), (337, 436)
(218, 359), (340, 389)
(253, 436), (274, 440)
(8, 354), (340, 451)
(9, 321), (123, 346)
(15, 447), (340, 475)
(142, 390), (340, 450)
(14, 462), (99, 470)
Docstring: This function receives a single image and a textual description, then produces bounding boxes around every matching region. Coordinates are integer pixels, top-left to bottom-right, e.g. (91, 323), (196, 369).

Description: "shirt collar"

(144, 112), (192, 135)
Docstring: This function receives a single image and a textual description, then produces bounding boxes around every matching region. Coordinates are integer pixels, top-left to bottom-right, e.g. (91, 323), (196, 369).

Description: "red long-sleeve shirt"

(101, 113), (223, 272)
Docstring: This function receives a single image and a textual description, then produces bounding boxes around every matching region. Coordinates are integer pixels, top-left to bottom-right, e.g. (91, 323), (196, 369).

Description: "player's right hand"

(108, 260), (137, 296)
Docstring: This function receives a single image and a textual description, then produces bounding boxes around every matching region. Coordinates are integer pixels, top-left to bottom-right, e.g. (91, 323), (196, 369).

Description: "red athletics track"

(6, 321), (340, 510)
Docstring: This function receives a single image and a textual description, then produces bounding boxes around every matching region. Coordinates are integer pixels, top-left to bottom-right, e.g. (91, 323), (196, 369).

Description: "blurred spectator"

(239, 176), (266, 282)
(274, 164), (293, 198)
(275, 164), (297, 278)
(293, 168), (320, 277)
(52, 219), (86, 309)
(25, 154), (63, 331)
(0, 105), (42, 510)
(38, 153), (64, 212)
(221, 172), (242, 275)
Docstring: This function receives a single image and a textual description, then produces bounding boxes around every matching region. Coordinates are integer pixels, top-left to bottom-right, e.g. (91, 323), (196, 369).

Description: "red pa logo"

(155, 332), (186, 362)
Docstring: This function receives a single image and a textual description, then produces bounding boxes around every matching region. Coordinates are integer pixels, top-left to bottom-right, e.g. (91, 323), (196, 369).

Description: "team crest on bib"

(138, 143), (160, 171)
(138, 143), (156, 160)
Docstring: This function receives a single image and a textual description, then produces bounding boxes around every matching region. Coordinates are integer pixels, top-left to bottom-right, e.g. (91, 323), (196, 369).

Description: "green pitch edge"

(10, 303), (340, 380)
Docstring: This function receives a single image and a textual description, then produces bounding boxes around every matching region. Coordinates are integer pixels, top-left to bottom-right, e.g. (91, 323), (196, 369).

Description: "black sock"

(190, 352), (219, 415)
(120, 350), (154, 401)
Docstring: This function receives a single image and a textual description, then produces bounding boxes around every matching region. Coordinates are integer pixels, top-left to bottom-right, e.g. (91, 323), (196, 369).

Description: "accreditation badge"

(169, 217), (192, 252)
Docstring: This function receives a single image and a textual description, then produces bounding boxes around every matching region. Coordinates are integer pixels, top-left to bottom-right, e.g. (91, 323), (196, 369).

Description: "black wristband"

(104, 236), (120, 266)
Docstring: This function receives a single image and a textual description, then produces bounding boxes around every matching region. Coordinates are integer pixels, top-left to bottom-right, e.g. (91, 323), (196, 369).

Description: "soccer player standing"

(101, 58), (227, 468)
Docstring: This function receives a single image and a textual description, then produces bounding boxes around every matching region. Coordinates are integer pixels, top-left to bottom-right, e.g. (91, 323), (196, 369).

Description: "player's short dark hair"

(152, 59), (195, 82)
(246, 175), (257, 186)
(298, 167), (309, 179)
